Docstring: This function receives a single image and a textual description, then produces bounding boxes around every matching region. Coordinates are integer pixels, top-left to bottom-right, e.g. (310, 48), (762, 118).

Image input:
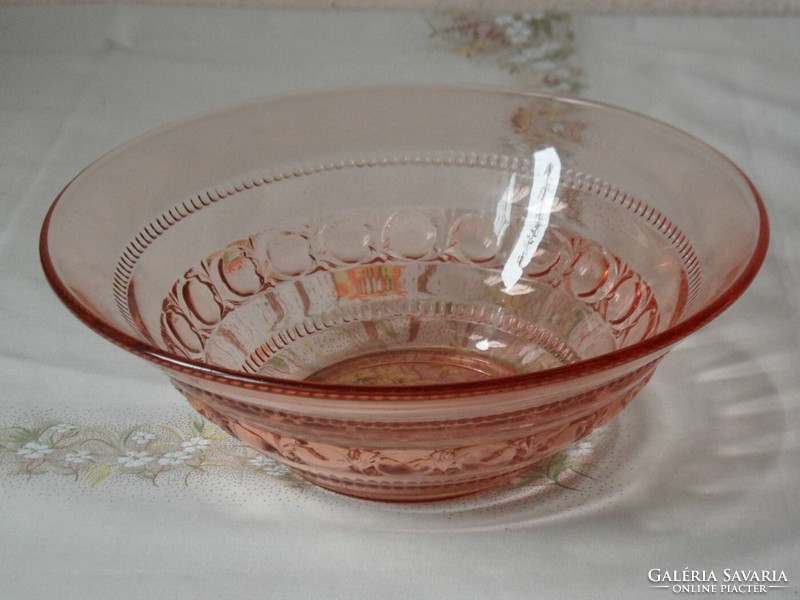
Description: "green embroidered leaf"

(87, 463), (113, 486)
(192, 417), (205, 434)
(541, 18), (553, 38)
(201, 424), (228, 441)
(0, 425), (54, 446)
(119, 426), (149, 450)
(569, 467), (597, 481)
(149, 441), (173, 452)
(159, 424), (184, 442)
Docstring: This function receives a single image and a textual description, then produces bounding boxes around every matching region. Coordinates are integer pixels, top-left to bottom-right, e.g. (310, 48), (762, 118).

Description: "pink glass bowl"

(41, 87), (768, 502)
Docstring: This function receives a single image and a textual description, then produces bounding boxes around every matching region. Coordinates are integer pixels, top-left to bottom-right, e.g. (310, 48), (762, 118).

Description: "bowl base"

(293, 467), (522, 503)
(305, 347), (517, 386)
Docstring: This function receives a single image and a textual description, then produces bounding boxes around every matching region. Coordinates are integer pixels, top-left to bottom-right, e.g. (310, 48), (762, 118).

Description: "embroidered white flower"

(181, 436), (211, 453)
(552, 81), (573, 93)
(508, 42), (563, 65)
(65, 450), (93, 464)
(249, 454), (270, 467)
(117, 450), (153, 468)
(548, 65), (573, 80)
(52, 423), (78, 435)
(521, 12), (546, 21)
(16, 442), (55, 459)
(564, 439), (594, 458)
(494, 14), (516, 27)
(158, 451), (192, 466)
(504, 20), (532, 45)
(249, 454), (288, 475)
(130, 430), (155, 444)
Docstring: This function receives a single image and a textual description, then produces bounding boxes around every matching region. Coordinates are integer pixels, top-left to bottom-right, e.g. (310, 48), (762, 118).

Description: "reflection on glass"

(501, 147), (562, 290)
(493, 171), (516, 243)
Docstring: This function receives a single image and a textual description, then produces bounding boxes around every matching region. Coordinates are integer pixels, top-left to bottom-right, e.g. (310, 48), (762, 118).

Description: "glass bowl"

(40, 86), (768, 502)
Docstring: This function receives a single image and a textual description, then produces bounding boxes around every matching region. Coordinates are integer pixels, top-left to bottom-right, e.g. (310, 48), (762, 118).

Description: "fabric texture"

(1, 6), (798, 599)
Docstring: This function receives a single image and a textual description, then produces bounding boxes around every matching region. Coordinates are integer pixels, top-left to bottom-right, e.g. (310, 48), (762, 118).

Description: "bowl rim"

(39, 84), (770, 400)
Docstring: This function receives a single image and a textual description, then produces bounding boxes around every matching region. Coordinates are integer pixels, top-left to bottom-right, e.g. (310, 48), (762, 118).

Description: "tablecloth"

(1, 6), (798, 599)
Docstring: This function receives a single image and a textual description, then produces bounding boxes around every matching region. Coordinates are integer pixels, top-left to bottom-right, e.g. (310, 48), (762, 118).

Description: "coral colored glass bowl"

(41, 87), (768, 502)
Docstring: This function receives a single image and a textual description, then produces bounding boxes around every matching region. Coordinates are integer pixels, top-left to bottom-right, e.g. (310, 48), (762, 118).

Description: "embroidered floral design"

(158, 451), (192, 466)
(118, 450), (154, 468)
(249, 454), (291, 476)
(16, 441), (54, 459)
(64, 450), (93, 464)
(0, 418), (308, 488)
(52, 424), (78, 435)
(428, 13), (581, 93)
(181, 436), (211, 453)
(0, 418), (604, 492)
(130, 430), (155, 445)
(511, 104), (585, 145)
(509, 430), (602, 490)
(563, 438), (594, 458)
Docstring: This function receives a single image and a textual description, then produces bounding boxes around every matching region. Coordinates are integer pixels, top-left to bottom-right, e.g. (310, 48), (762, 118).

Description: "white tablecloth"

(1, 7), (798, 599)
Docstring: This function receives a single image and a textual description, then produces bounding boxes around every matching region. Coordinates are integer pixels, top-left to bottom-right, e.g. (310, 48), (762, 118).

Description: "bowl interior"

(155, 167), (679, 385)
(42, 87), (767, 389)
